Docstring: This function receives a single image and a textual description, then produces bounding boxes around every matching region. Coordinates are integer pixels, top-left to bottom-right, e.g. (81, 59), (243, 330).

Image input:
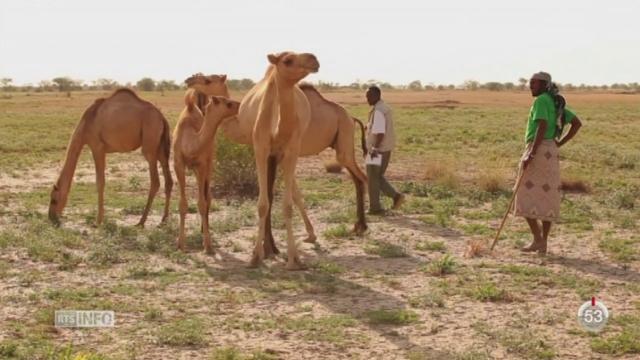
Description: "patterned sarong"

(513, 140), (561, 222)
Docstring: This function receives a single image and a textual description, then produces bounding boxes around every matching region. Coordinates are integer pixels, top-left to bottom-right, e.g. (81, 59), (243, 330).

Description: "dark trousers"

(366, 151), (399, 211)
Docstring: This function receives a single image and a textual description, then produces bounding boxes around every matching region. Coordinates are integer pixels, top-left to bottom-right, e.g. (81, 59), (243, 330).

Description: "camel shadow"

(380, 213), (464, 241)
(207, 250), (436, 357)
(544, 254), (640, 283)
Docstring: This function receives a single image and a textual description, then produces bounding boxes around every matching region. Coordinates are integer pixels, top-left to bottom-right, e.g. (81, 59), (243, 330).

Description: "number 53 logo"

(577, 297), (609, 332)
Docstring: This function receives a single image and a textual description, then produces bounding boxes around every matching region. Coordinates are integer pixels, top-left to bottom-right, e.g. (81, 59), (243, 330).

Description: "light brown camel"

(184, 73), (368, 256)
(235, 51), (319, 269)
(173, 92), (240, 254)
(48, 88), (173, 227)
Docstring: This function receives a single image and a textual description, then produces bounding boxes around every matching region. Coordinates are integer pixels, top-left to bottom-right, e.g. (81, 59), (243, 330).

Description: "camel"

(184, 72), (368, 256)
(230, 51), (319, 269)
(48, 88), (173, 227)
(173, 92), (240, 254)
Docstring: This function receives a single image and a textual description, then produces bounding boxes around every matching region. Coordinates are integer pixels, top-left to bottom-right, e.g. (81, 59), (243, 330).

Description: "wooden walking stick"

(490, 166), (526, 251)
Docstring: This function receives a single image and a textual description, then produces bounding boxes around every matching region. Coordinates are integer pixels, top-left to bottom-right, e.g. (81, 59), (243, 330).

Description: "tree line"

(1, 76), (639, 93)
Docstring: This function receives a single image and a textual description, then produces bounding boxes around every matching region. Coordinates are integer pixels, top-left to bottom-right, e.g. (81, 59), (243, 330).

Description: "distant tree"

(408, 80), (423, 91)
(484, 82), (504, 91)
(518, 77), (528, 90)
(348, 82), (361, 90)
(136, 77), (156, 91)
(157, 80), (179, 91)
(93, 78), (120, 91)
(563, 83), (575, 91)
(227, 78), (256, 91)
(52, 77), (79, 92)
(379, 82), (394, 90)
(317, 81), (339, 91)
(437, 85), (446, 91)
(1, 78), (13, 91)
(447, 84), (456, 90)
(463, 80), (479, 90)
(503, 82), (515, 90)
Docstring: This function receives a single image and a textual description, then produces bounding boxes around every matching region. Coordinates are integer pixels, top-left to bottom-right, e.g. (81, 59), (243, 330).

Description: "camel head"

(48, 183), (63, 226)
(267, 51), (320, 84)
(184, 73), (228, 96)
(204, 96), (240, 123)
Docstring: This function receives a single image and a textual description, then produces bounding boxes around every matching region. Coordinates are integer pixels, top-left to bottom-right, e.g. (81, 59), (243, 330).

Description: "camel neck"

(273, 73), (297, 145)
(56, 123), (86, 204)
(194, 113), (223, 154)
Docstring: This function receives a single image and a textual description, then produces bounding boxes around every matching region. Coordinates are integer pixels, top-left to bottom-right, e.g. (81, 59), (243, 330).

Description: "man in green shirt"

(515, 72), (582, 254)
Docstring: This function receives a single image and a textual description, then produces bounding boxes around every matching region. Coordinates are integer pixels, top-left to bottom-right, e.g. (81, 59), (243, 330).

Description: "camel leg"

(280, 154), (305, 271)
(250, 148), (270, 268)
(263, 155), (280, 257)
(159, 152), (173, 224)
(174, 160), (188, 251)
(91, 148), (106, 226)
(195, 167), (214, 255)
(292, 178), (316, 243)
(138, 154), (160, 227)
(337, 151), (368, 235)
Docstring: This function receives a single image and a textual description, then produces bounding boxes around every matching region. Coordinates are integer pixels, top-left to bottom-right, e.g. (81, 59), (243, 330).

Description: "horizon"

(1, 0), (639, 86)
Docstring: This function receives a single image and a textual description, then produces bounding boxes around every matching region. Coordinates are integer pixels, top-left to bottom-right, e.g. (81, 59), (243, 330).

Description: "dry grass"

(422, 160), (460, 189)
(476, 170), (507, 193)
(464, 238), (489, 258)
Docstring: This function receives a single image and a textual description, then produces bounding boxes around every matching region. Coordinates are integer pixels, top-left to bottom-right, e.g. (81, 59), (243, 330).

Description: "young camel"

(238, 51), (319, 269)
(184, 73), (367, 257)
(173, 92), (239, 254)
(48, 88), (173, 227)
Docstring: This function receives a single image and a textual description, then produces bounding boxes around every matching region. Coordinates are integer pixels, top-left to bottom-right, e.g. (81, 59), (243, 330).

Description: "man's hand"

(555, 139), (564, 148)
(370, 148), (380, 158)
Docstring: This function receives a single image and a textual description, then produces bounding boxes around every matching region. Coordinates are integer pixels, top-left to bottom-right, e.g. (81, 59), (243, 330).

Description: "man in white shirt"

(365, 86), (404, 215)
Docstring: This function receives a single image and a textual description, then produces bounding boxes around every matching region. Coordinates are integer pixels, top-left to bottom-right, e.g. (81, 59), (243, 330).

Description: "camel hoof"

(285, 257), (306, 271)
(135, 222), (145, 229)
(204, 246), (215, 255)
(176, 239), (186, 252)
(263, 242), (280, 258)
(248, 254), (263, 268)
(353, 222), (368, 236)
(303, 234), (317, 244)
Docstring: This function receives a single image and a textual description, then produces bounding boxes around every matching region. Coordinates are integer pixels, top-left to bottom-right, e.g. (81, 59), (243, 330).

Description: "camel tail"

(160, 113), (171, 160)
(352, 117), (367, 156)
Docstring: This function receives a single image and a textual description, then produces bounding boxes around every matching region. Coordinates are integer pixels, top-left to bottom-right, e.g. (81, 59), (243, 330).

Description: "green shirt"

(525, 92), (576, 143)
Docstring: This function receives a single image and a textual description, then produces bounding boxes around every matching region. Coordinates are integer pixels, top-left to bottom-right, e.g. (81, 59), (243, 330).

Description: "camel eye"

(283, 58), (293, 66)
(226, 102), (232, 109)
(204, 79), (211, 85)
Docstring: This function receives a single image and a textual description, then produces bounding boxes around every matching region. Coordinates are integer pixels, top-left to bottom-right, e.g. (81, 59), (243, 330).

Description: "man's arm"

(522, 120), (547, 169)
(556, 116), (582, 147)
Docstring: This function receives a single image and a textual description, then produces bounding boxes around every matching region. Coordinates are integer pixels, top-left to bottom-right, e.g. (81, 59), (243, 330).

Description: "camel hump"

(109, 88), (144, 101)
(299, 83), (321, 95)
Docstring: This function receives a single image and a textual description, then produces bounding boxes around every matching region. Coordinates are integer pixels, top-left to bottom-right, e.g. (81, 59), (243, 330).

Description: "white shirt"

(370, 110), (386, 134)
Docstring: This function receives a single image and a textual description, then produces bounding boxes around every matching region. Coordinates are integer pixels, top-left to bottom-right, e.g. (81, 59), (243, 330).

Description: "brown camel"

(184, 73), (368, 256)
(48, 88), (173, 226)
(236, 51), (319, 269)
(173, 92), (240, 254)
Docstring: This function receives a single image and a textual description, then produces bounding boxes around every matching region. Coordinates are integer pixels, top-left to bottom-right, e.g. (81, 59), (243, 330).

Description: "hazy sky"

(1, 0), (638, 86)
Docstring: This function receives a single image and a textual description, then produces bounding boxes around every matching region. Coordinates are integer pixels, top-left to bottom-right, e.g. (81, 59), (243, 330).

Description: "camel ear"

(211, 96), (220, 105)
(220, 75), (227, 83)
(268, 53), (282, 64)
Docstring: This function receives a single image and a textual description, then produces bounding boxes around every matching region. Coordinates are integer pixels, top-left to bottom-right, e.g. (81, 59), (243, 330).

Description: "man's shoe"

(392, 194), (406, 210)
